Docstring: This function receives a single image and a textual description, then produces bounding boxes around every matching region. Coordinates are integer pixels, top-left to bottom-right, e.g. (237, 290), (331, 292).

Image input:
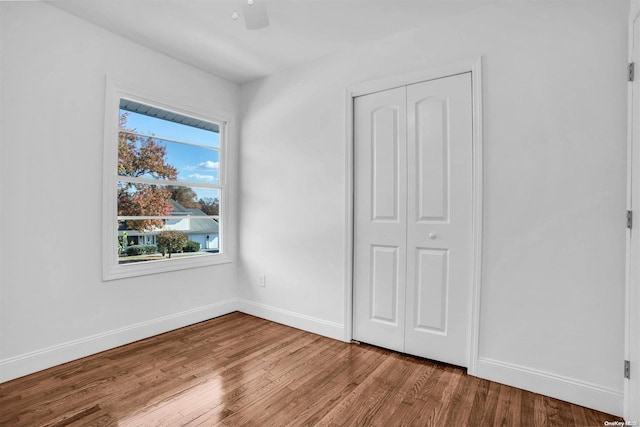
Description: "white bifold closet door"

(353, 73), (473, 367)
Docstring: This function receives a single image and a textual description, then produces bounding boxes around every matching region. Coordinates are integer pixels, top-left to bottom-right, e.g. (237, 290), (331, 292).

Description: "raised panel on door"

(370, 245), (400, 324)
(353, 86), (407, 352)
(405, 73), (473, 367)
(414, 248), (448, 333)
(371, 107), (399, 222)
(415, 97), (449, 222)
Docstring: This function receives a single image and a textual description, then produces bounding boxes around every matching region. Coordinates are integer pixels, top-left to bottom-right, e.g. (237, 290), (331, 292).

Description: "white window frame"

(102, 78), (231, 280)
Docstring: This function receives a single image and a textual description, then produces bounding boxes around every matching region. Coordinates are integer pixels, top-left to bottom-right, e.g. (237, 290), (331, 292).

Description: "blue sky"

(120, 110), (221, 194)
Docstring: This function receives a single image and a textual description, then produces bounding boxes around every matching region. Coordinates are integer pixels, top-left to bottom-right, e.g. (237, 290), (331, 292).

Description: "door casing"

(343, 57), (484, 375)
(625, 9), (640, 422)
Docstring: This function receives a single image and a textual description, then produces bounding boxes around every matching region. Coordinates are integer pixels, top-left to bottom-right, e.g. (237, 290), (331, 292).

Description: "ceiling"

(48, 0), (488, 84)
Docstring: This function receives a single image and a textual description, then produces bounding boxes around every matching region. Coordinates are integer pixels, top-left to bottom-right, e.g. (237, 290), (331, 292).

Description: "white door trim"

(343, 56), (484, 375)
(625, 7), (640, 421)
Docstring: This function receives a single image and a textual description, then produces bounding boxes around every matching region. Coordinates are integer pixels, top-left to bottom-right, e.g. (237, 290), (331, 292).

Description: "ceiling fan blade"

(242, 1), (269, 30)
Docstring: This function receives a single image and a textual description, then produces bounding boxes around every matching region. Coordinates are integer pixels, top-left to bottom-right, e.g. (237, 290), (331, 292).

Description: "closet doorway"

(352, 72), (474, 367)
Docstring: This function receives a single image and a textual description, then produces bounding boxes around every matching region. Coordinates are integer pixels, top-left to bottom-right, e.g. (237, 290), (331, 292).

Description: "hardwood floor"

(0, 312), (622, 426)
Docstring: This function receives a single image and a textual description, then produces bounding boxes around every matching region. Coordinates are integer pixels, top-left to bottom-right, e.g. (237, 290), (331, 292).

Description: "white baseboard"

(0, 298), (238, 383)
(237, 299), (345, 342)
(476, 357), (623, 417)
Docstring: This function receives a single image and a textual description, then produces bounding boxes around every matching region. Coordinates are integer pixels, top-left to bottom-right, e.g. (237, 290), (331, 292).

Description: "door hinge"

(630, 63), (635, 82)
(628, 210), (633, 229)
(625, 360), (631, 379)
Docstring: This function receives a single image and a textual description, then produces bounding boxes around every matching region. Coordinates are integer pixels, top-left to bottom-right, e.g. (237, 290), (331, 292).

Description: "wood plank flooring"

(0, 312), (622, 426)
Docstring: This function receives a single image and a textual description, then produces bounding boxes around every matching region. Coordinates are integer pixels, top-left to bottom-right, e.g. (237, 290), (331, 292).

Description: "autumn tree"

(169, 187), (219, 215)
(198, 197), (220, 216)
(118, 113), (178, 231)
(170, 186), (200, 209)
(157, 230), (189, 258)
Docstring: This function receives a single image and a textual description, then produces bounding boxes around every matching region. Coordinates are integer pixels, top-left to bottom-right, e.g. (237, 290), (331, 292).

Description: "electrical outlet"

(259, 274), (266, 287)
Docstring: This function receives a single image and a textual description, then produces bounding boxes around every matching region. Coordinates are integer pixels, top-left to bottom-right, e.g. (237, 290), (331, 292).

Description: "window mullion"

(117, 176), (223, 190)
(117, 216), (220, 220)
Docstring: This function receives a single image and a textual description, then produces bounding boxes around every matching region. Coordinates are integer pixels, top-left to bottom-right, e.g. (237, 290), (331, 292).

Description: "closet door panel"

(405, 73), (473, 367)
(353, 86), (407, 352)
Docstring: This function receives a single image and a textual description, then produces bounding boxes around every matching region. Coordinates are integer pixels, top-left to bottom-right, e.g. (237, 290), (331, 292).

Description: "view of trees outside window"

(117, 101), (222, 264)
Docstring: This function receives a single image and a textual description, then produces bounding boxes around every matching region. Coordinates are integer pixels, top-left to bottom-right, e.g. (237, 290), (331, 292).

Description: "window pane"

(117, 183), (221, 265)
(120, 108), (220, 148)
(118, 182), (220, 220)
(118, 134), (220, 185)
(118, 226), (219, 265)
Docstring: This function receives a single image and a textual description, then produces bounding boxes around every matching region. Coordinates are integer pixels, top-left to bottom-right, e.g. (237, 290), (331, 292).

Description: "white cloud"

(198, 160), (219, 170)
(187, 173), (215, 182)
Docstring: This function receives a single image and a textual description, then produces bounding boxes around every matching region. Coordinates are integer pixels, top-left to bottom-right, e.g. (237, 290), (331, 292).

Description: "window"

(103, 84), (230, 280)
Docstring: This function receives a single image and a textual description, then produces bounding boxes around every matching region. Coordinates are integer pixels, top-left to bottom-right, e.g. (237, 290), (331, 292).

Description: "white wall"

(239, 1), (629, 415)
(0, 2), (239, 381)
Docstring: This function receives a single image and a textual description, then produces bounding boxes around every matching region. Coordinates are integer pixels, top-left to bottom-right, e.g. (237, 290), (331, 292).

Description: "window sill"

(102, 252), (232, 281)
